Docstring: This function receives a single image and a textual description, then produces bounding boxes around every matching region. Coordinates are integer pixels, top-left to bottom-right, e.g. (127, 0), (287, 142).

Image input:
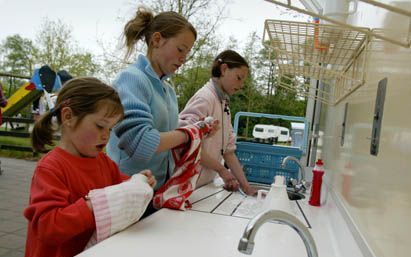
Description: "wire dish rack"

(263, 19), (369, 105)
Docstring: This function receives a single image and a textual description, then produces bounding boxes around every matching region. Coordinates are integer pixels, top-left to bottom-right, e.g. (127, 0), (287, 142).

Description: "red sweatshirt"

(24, 147), (129, 257)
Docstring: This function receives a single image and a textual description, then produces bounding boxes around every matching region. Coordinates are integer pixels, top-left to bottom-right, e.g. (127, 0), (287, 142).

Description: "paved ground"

(0, 157), (37, 257)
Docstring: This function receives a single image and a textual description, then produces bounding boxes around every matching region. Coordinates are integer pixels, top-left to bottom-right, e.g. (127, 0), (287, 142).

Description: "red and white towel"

(85, 173), (153, 248)
(153, 119), (212, 210)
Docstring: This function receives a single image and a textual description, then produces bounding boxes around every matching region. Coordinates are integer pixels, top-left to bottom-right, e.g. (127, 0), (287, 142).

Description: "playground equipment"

(0, 66), (72, 172)
(1, 82), (42, 117)
(0, 65), (72, 119)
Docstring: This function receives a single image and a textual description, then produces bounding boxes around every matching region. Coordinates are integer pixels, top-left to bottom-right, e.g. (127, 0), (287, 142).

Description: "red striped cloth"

(153, 119), (212, 210)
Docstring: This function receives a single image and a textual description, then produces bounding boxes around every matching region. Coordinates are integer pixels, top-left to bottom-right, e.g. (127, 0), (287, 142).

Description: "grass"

(0, 121), (58, 160)
(0, 136), (32, 146)
(0, 150), (39, 160)
(0, 136), (38, 160)
(0, 135), (44, 160)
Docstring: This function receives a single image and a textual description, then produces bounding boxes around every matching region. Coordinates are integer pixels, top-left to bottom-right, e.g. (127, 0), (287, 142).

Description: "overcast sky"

(0, 0), (308, 55)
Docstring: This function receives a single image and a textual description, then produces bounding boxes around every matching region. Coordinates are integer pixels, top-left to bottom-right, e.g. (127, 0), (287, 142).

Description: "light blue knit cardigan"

(107, 55), (178, 189)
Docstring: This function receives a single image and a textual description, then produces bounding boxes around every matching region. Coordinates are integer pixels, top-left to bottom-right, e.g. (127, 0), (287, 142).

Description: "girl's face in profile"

(60, 106), (121, 158)
(151, 29), (195, 77)
(220, 65), (249, 96)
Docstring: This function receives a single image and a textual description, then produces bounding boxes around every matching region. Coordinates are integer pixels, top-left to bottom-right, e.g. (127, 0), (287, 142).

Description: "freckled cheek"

(80, 131), (98, 145)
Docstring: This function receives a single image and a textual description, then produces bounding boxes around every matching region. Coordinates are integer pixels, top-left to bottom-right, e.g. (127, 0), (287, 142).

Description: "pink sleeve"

(179, 96), (211, 127)
(226, 121), (237, 152)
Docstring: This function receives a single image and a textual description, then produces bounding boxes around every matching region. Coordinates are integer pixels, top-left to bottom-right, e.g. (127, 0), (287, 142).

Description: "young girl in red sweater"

(24, 77), (156, 257)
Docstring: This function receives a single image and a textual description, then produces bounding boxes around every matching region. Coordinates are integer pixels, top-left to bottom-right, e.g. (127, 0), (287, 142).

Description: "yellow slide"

(1, 82), (42, 117)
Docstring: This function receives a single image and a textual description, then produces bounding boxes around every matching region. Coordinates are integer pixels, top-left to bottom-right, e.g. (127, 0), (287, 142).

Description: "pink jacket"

(179, 79), (236, 187)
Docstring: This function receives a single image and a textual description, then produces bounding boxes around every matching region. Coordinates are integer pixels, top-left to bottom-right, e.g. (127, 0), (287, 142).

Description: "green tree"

(141, 0), (231, 109)
(173, 59), (210, 110)
(231, 31), (308, 138)
(0, 19), (100, 99)
(227, 32), (262, 137)
(174, 33), (222, 109)
(97, 0), (231, 82)
(64, 52), (99, 77)
(35, 19), (99, 76)
(0, 35), (37, 94)
(0, 34), (37, 76)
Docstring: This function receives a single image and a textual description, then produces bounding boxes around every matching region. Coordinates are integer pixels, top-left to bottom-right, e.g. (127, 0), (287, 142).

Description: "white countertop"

(77, 183), (365, 257)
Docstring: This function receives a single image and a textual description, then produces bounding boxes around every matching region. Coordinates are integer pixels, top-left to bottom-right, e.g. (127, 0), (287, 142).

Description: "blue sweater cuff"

(130, 129), (160, 162)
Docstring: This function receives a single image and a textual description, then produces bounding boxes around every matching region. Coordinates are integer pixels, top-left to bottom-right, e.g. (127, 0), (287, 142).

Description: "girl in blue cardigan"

(107, 7), (197, 192)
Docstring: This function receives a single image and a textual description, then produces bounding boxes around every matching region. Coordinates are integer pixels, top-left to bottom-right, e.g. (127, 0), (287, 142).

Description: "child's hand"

(206, 118), (220, 138)
(220, 170), (240, 192)
(194, 116), (217, 138)
(242, 185), (258, 196)
(140, 170), (157, 188)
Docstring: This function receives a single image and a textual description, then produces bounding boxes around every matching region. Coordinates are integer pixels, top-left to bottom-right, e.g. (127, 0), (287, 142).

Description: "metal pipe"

(238, 210), (318, 257)
(281, 155), (305, 182)
(359, 0), (411, 17)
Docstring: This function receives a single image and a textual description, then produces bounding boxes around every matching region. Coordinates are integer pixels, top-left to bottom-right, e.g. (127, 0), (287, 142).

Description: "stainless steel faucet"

(281, 156), (307, 193)
(238, 210), (318, 257)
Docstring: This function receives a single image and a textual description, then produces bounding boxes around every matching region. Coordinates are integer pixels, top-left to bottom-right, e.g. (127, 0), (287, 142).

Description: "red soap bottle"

(309, 159), (324, 206)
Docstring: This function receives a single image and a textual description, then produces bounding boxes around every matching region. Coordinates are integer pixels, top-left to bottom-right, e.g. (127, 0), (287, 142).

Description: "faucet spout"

(238, 210), (318, 257)
(281, 156), (305, 182)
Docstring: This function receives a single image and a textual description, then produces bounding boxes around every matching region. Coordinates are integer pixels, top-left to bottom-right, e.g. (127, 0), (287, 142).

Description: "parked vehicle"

(252, 124), (291, 143)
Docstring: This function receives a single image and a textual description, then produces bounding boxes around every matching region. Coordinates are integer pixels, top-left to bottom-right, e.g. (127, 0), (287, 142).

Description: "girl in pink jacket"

(179, 50), (257, 195)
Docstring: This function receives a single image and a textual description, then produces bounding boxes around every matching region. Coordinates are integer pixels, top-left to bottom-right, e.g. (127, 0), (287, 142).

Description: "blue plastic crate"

(235, 141), (302, 185)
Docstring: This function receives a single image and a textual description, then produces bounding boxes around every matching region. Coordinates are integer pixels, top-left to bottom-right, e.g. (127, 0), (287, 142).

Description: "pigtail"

(31, 110), (57, 153)
(123, 6), (196, 61)
(31, 77), (124, 153)
(123, 7), (154, 60)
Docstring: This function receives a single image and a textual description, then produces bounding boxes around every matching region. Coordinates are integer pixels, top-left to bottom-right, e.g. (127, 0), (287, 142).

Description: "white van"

(252, 124), (290, 143)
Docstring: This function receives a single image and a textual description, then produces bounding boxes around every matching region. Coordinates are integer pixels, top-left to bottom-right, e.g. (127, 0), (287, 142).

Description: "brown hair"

(31, 77), (124, 152)
(123, 6), (197, 59)
(211, 50), (249, 78)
